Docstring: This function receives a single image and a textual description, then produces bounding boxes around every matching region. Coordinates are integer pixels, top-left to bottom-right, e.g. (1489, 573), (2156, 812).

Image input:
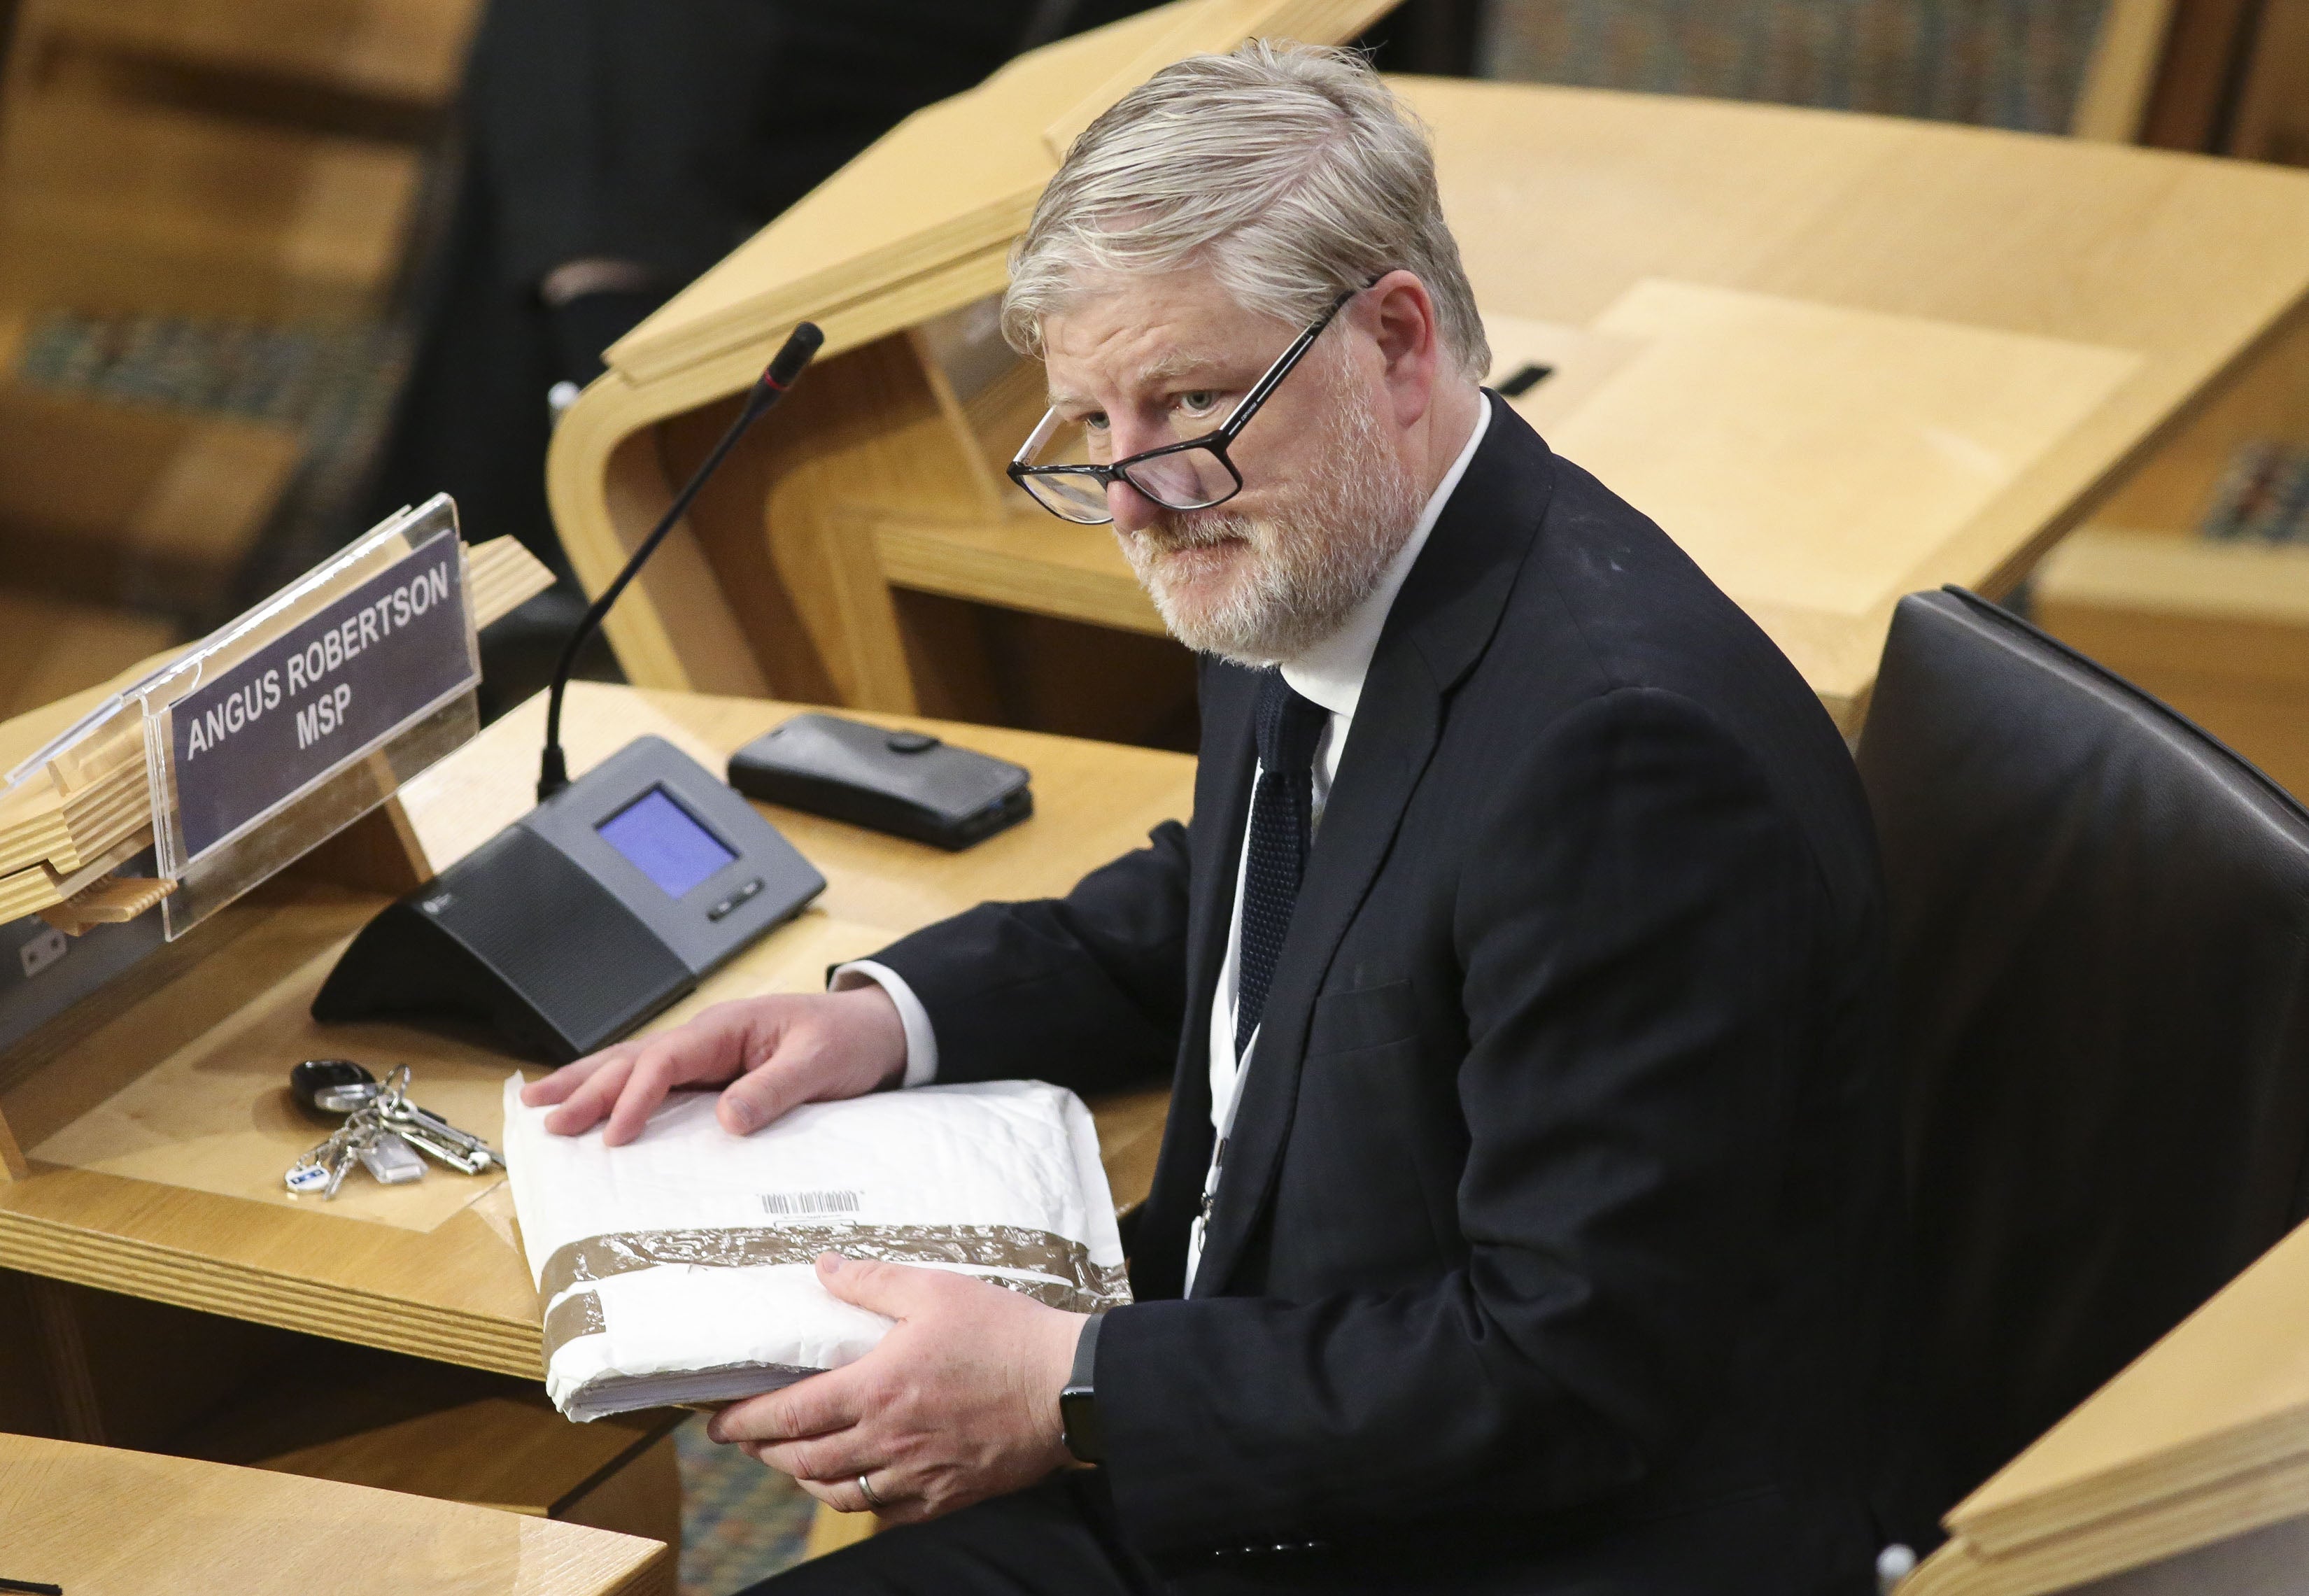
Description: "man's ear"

(1365, 270), (1441, 429)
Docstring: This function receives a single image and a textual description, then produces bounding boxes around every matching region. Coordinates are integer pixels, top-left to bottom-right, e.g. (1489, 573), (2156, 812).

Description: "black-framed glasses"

(1006, 279), (1376, 525)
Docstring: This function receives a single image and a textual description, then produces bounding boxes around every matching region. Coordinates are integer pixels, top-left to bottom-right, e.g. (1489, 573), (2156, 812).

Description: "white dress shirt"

(835, 400), (1492, 1292)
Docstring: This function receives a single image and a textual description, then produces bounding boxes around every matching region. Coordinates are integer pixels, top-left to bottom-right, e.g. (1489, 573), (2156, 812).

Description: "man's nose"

(1101, 416), (1174, 535)
(1108, 475), (1163, 535)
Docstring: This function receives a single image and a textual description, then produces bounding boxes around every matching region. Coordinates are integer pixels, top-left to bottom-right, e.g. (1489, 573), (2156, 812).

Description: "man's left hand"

(708, 1252), (1086, 1521)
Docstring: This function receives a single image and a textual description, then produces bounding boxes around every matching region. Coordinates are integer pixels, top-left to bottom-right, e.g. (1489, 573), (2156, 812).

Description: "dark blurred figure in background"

(367, 0), (1164, 711)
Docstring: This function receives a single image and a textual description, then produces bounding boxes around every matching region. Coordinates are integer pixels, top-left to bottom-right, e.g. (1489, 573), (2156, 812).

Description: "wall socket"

(19, 924), (68, 980)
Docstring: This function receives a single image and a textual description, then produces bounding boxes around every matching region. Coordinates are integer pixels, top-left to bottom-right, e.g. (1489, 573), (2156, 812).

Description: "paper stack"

(502, 1078), (1131, 1422)
(1907, 1217), (2309, 1593)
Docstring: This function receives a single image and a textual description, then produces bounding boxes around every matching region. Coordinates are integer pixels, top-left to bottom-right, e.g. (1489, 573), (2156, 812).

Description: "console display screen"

(597, 786), (734, 898)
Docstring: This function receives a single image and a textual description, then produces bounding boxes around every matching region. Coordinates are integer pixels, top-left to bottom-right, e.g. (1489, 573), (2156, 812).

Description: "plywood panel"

(1539, 280), (2137, 715)
(0, 385), (302, 607)
(2229, 0), (2309, 167)
(27, 0), (479, 107)
(2035, 529), (2309, 802)
(1909, 1220), (2309, 1593)
(873, 511), (1164, 636)
(0, 591), (177, 719)
(2084, 309), (2309, 539)
(0, 90), (421, 318)
(2071, 0), (2176, 142)
(0, 1267), (64, 1436)
(666, 334), (995, 712)
(0, 1432), (671, 1596)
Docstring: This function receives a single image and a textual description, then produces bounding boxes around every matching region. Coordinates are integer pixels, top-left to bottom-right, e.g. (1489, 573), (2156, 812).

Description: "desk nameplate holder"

(1, 495), (482, 941)
(148, 498), (480, 935)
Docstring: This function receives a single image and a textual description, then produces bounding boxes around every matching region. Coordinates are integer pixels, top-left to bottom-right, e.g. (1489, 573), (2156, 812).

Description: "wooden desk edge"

(0, 1194), (546, 1377)
(0, 1432), (675, 1596)
(0, 687), (1190, 1374)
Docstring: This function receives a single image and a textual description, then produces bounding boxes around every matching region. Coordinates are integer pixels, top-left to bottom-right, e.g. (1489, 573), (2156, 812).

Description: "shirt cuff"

(828, 959), (938, 1087)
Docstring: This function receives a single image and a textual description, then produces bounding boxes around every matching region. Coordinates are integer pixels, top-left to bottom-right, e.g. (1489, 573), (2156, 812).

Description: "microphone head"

(763, 322), (825, 390)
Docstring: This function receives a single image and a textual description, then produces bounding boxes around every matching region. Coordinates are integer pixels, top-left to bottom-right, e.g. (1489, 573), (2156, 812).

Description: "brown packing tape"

(539, 1271), (1113, 1372)
(544, 1287), (606, 1364)
(535, 1224), (1132, 1371)
(539, 1223), (1130, 1310)
(984, 1276), (1113, 1313)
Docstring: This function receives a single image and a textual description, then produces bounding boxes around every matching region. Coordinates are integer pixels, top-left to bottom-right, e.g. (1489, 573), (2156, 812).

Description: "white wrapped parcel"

(502, 1077), (1131, 1421)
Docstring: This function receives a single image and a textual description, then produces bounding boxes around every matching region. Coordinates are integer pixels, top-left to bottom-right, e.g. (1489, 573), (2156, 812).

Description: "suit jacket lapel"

(1189, 395), (1555, 1298)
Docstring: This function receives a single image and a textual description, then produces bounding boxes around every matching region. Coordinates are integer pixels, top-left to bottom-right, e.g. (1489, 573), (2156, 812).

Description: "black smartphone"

(726, 714), (1032, 851)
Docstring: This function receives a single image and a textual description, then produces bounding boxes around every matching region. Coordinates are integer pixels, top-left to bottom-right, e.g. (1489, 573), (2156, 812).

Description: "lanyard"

(1188, 1019), (1257, 1288)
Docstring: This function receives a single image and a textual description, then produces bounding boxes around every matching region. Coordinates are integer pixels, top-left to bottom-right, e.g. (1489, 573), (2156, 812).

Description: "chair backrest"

(1856, 586), (2309, 1513)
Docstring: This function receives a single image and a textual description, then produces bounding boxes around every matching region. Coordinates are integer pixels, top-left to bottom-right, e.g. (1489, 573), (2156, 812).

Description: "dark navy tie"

(1235, 671), (1328, 1059)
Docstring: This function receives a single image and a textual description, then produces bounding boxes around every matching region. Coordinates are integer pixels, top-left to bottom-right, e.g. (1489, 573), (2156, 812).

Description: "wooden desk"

(0, 1432), (669, 1596)
(0, 682), (1192, 1378)
(550, 35), (2309, 737)
(0, 588), (176, 722)
(1909, 1214), (2309, 1594)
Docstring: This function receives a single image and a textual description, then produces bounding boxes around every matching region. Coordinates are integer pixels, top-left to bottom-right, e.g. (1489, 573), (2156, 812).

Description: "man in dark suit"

(526, 40), (1908, 1593)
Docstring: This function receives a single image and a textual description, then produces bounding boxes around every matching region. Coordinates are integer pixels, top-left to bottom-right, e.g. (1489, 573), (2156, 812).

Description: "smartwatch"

(1059, 1312), (1106, 1463)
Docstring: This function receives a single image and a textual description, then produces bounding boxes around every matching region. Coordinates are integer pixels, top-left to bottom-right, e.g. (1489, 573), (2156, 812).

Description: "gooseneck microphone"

(537, 321), (824, 800)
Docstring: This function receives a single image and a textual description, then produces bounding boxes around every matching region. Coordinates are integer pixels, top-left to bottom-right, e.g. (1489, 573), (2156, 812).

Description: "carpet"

(675, 1413), (817, 1596)
(1484, 0), (2110, 134)
(10, 310), (414, 617)
(2200, 442), (2309, 544)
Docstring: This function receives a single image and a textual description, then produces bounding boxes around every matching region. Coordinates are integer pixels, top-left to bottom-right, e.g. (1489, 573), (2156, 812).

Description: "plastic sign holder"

(0, 495), (482, 940)
(146, 497), (481, 935)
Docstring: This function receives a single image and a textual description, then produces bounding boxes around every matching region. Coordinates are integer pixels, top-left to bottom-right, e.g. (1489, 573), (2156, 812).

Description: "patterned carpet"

(2201, 443), (2309, 544)
(15, 311), (404, 430)
(10, 311), (415, 619)
(675, 1413), (817, 1596)
(1484, 0), (2108, 134)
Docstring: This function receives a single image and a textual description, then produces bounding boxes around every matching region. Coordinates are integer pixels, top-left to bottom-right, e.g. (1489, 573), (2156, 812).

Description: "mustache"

(1131, 511), (1253, 553)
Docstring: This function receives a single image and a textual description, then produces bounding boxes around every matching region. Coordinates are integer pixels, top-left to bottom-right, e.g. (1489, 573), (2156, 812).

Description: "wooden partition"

(546, 0), (1393, 750)
(1909, 1215), (2309, 1593)
(0, 385), (302, 611)
(638, 313), (1205, 747)
(1, 1430), (672, 1595)
(0, 0), (474, 321)
(0, 0), (479, 705)
(1895, 0), (2309, 803)
(0, 1273), (683, 1546)
(2032, 305), (2309, 799)
(549, 1), (2309, 747)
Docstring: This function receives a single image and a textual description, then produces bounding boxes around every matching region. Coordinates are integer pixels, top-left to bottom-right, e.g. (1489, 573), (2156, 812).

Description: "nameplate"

(169, 528), (476, 859)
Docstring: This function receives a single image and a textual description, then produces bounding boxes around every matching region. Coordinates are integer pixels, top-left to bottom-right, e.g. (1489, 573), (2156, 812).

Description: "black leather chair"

(1856, 587), (2309, 1517)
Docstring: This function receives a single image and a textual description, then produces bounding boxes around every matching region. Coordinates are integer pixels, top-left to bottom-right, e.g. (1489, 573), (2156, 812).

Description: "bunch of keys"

(285, 1103), (409, 1199)
(285, 1060), (503, 1199)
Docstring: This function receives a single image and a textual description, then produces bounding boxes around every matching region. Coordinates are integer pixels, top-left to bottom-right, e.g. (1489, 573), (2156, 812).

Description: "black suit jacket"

(874, 397), (1906, 1591)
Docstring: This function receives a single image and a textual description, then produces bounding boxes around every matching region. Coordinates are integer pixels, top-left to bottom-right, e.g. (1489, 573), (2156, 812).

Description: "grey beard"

(1120, 400), (1425, 666)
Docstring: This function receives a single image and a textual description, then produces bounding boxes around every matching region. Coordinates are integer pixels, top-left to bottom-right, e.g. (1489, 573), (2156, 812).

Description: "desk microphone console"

(314, 736), (823, 1063)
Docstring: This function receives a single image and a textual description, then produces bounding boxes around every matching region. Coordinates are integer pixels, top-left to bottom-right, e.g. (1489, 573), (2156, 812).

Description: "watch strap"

(1060, 1311), (1106, 1463)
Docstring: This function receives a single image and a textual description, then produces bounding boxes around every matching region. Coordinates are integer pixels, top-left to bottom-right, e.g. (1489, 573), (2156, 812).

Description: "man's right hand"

(517, 984), (908, 1145)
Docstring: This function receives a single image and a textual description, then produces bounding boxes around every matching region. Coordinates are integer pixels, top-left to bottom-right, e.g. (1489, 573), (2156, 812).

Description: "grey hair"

(1002, 41), (1490, 381)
